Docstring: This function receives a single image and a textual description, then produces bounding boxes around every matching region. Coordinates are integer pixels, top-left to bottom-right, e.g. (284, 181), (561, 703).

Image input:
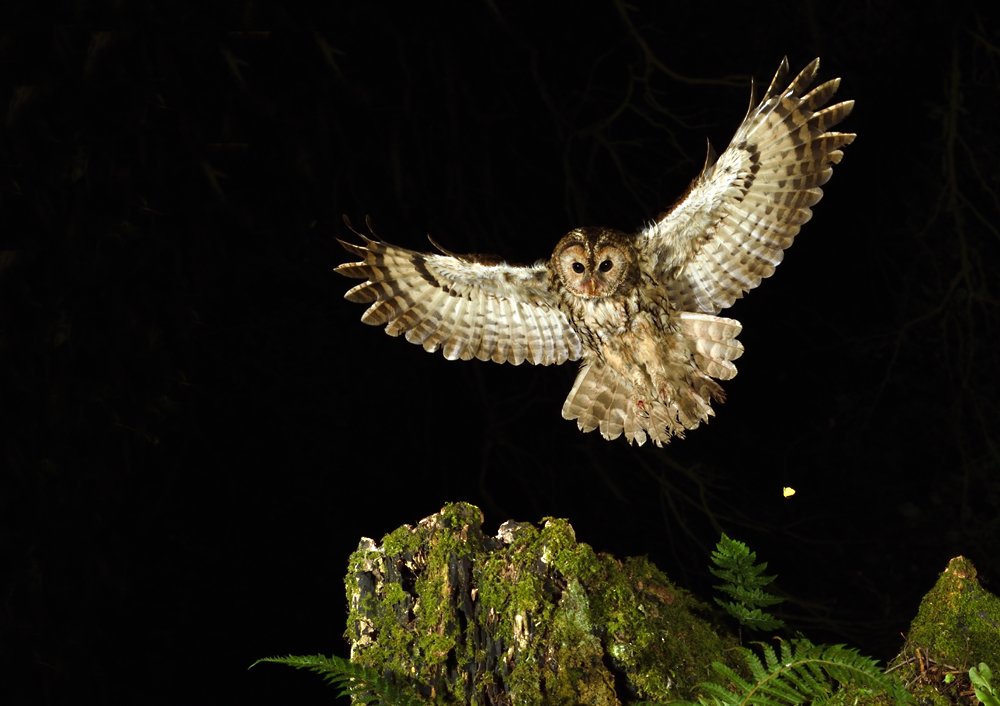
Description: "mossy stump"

(344, 502), (734, 705)
(888, 556), (1000, 704)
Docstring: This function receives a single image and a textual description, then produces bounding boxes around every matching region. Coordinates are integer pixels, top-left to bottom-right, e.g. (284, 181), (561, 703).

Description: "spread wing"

(336, 235), (583, 365)
(638, 57), (855, 314)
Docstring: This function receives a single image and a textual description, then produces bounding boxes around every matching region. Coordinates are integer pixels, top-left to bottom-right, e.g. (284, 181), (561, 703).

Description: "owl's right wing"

(336, 235), (583, 365)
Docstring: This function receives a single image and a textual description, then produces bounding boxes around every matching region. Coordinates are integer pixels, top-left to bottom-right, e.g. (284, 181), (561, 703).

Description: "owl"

(337, 58), (855, 446)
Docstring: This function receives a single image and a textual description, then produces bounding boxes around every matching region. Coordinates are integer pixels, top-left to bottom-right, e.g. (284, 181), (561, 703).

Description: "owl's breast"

(580, 297), (633, 336)
(569, 288), (687, 378)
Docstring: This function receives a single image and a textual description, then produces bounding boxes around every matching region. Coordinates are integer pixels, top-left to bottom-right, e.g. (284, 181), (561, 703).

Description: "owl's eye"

(572, 262), (585, 274)
(599, 259), (614, 272)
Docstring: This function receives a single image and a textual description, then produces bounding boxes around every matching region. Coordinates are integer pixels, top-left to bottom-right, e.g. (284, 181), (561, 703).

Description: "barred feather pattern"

(640, 57), (855, 314)
(336, 236), (583, 366)
(337, 58), (852, 446)
(560, 305), (743, 446)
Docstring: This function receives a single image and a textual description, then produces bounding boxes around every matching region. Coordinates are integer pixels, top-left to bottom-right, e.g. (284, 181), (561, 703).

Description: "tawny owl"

(337, 58), (855, 446)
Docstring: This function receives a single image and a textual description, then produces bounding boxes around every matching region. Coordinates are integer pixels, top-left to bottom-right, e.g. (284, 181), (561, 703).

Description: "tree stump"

(344, 502), (733, 705)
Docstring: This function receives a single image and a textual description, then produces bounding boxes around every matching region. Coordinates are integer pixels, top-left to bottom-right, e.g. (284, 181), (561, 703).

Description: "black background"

(3, 2), (999, 704)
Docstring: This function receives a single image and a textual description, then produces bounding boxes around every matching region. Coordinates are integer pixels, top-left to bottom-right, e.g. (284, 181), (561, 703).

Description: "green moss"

(336, 512), (1000, 705)
(546, 579), (618, 705)
(379, 523), (423, 557)
(345, 507), (1000, 704)
(343, 503), (489, 700)
(904, 556), (1000, 668)
(586, 555), (733, 697)
(344, 503), (739, 704)
(881, 556), (1000, 704)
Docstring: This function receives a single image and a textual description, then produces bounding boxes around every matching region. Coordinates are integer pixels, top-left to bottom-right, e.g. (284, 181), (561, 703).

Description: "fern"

(689, 639), (909, 705)
(251, 654), (426, 706)
(709, 533), (784, 632)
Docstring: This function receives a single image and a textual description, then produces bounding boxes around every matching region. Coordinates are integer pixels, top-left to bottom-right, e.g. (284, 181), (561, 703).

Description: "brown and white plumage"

(640, 57), (855, 314)
(336, 58), (855, 446)
(337, 236), (583, 366)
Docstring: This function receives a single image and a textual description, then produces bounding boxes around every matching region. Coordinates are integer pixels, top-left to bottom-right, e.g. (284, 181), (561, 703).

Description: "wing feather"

(336, 236), (583, 366)
(640, 57), (855, 314)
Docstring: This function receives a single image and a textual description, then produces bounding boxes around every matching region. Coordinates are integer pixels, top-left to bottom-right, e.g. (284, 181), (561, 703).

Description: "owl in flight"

(337, 58), (854, 446)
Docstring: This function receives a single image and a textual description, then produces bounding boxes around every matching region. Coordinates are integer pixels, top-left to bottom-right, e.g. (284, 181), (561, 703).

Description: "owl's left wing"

(638, 57), (855, 314)
(337, 235), (583, 365)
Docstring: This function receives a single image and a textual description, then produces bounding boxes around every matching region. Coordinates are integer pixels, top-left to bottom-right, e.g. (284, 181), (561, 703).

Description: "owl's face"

(550, 227), (636, 299)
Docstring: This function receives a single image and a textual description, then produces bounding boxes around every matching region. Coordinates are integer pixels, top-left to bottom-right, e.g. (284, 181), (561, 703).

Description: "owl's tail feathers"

(562, 362), (676, 447)
(563, 361), (636, 442)
(562, 314), (744, 448)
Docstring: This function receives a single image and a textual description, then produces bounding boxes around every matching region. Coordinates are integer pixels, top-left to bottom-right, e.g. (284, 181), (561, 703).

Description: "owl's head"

(550, 227), (637, 299)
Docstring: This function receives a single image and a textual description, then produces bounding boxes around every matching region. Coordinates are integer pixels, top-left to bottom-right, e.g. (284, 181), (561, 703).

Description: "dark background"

(3, 2), (999, 704)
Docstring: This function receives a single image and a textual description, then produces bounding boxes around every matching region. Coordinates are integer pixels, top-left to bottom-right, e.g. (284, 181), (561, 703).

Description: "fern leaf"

(251, 654), (426, 706)
(710, 534), (784, 631)
(694, 640), (910, 705)
(716, 603), (785, 632)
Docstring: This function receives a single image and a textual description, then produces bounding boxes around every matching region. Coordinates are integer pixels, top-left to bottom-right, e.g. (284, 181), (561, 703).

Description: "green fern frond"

(710, 534), (784, 631)
(251, 654), (426, 706)
(692, 639), (909, 706)
(713, 604), (784, 632)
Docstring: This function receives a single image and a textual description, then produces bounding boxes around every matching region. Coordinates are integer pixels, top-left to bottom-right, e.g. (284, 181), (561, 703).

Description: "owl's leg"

(636, 312), (743, 436)
(648, 364), (734, 445)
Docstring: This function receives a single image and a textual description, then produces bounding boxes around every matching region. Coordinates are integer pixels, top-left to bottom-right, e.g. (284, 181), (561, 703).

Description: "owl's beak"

(578, 276), (599, 297)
